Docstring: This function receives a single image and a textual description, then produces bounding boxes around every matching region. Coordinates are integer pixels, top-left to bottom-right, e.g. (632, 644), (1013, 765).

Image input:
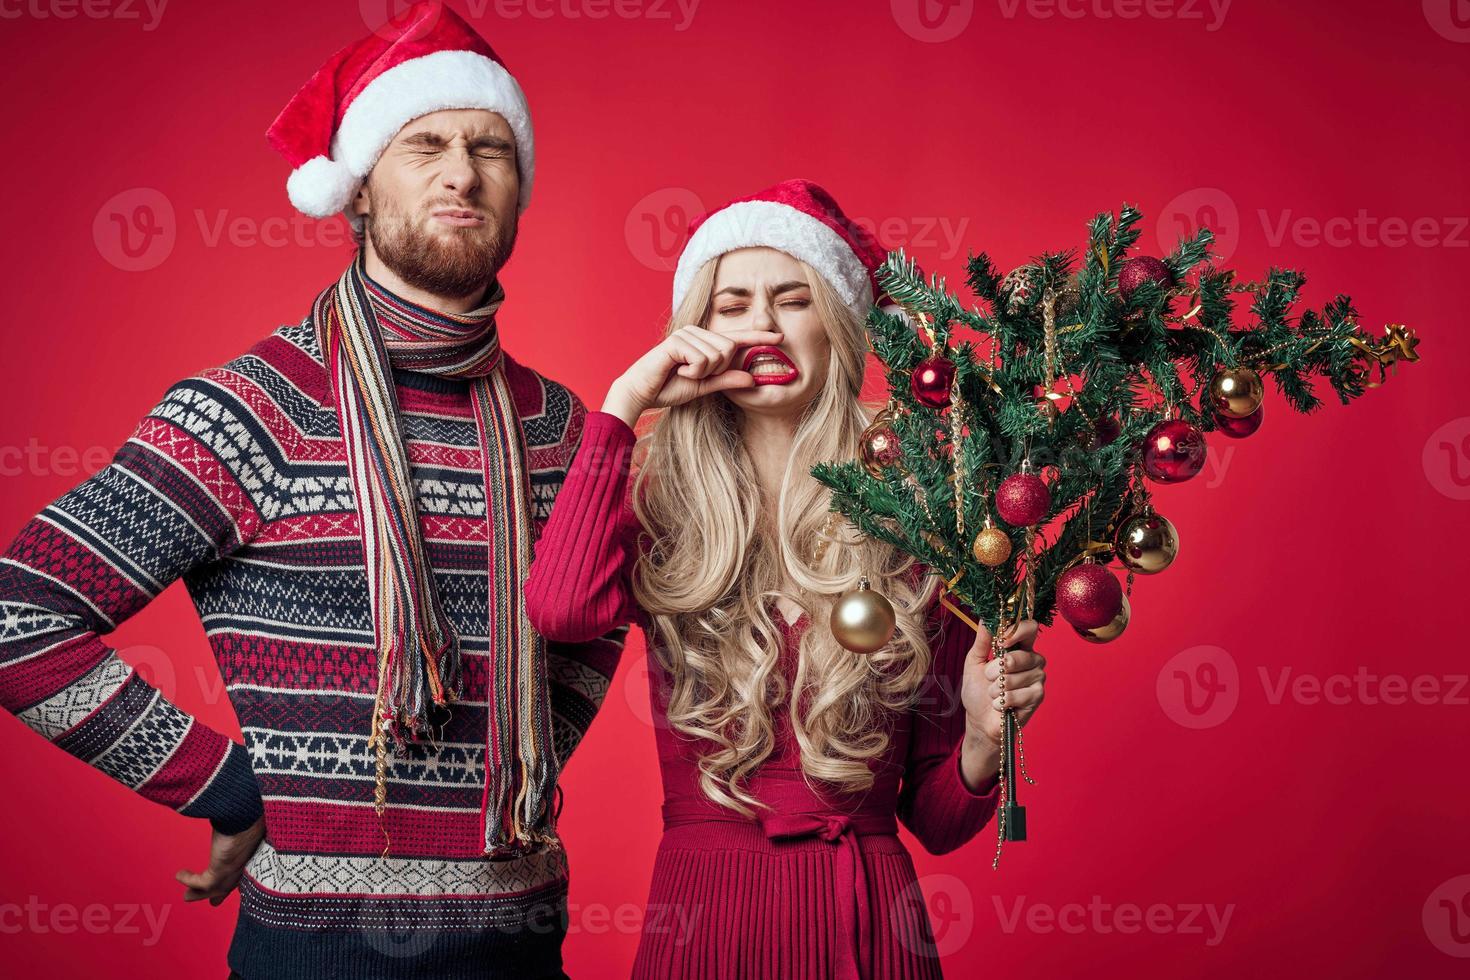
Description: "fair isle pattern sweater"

(0, 315), (627, 979)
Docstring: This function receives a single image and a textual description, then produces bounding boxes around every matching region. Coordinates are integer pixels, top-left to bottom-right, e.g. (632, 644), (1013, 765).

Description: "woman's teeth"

(748, 355), (796, 378)
(751, 361), (794, 377)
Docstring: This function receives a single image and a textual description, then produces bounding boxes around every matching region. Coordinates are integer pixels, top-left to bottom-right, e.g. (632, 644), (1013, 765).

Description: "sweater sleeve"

(0, 378), (265, 834)
(525, 410), (643, 644)
(896, 598), (1001, 855)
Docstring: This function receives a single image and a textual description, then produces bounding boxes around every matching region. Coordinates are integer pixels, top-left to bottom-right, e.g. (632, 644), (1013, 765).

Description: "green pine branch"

(813, 205), (1422, 635)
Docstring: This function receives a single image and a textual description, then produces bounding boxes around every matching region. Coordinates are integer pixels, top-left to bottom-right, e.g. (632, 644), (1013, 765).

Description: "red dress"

(525, 411), (1001, 980)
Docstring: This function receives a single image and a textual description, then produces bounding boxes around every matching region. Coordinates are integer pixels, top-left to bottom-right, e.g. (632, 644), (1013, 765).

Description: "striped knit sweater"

(0, 305), (627, 979)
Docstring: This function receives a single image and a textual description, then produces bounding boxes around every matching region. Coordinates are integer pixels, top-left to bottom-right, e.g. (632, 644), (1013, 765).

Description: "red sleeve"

(895, 598), (1001, 855)
(525, 410), (643, 643)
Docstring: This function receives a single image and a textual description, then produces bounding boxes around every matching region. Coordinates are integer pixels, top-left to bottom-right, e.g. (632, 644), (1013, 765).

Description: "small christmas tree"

(810, 204), (1421, 864)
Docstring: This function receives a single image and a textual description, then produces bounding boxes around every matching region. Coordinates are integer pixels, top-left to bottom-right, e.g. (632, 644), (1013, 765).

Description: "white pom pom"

(879, 302), (915, 328)
(285, 156), (359, 218)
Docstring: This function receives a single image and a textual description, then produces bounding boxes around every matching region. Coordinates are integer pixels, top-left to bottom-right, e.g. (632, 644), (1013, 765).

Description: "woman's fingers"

(982, 647), (1044, 679)
(995, 683), (1045, 710)
(989, 667), (1045, 700)
(697, 370), (758, 394)
(1001, 618), (1039, 650)
(667, 337), (716, 378)
(681, 326), (784, 348)
(676, 326), (784, 376)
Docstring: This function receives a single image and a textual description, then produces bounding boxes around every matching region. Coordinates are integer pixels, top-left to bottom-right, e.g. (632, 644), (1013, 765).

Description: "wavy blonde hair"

(628, 255), (942, 816)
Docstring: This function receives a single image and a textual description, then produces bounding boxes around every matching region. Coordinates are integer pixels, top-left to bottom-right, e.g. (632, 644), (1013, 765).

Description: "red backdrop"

(2, 1), (1468, 977)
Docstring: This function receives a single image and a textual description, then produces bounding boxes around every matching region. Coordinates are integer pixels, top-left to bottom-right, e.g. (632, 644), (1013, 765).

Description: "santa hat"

(265, 1), (534, 221)
(672, 179), (893, 319)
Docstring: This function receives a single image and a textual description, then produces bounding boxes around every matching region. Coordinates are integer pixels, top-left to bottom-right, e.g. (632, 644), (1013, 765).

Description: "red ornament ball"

(1141, 419), (1207, 483)
(998, 264), (1039, 313)
(910, 355), (955, 409)
(1078, 413), (1121, 450)
(1214, 403), (1264, 439)
(995, 472), (1051, 526)
(1056, 563), (1124, 630)
(1117, 256), (1174, 301)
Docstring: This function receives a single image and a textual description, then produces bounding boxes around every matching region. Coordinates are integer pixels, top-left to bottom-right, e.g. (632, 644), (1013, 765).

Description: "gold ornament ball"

(830, 577), (896, 654)
(859, 421), (902, 477)
(972, 526), (1013, 567)
(1075, 593), (1130, 644)
(1114, 510), (1179, 575)
(1208, 366), (1264, 419)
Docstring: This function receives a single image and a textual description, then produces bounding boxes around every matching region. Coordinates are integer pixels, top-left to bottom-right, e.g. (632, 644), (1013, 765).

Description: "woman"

(524, 179), (1046, 978)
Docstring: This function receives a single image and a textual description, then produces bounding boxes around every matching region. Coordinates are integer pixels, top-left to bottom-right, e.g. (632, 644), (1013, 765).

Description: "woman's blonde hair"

(628, 253), (941, 815)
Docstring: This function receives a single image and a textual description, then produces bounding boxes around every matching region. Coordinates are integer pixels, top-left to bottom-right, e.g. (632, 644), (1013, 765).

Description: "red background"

(2, 1), (1468, 977)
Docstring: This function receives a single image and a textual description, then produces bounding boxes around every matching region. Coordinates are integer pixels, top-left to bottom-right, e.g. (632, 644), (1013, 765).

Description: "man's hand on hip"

(175, 817), (266, 906)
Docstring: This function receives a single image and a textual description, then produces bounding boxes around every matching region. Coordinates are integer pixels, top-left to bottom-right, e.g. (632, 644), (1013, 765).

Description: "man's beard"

(365, 195), (517, 301)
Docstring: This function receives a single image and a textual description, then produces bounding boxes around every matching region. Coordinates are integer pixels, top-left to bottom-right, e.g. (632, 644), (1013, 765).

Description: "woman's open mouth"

(742, 346), (799, 386)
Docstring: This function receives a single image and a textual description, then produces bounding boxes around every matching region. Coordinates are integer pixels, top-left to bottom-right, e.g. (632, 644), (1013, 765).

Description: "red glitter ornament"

(1117, 256), (1173, 301)
(1056, 563), (1124, 630)
(995, 472), (1051, 526)
(910, 355), (955, 409)
(1141, 418), (1206, 483)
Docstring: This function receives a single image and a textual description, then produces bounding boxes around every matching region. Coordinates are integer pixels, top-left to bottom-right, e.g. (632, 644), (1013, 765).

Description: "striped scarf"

(312, 252), (556, 857)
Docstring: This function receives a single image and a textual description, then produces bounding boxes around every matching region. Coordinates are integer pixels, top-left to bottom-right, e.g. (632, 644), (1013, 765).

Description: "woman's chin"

(723, 379), (811, 411)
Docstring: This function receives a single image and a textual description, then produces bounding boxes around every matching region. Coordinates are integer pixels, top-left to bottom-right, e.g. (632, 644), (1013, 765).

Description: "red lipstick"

(741, 346), (799, 386)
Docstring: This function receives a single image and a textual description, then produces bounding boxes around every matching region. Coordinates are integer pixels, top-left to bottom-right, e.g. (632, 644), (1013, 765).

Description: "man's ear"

(351, 177), (371, 220)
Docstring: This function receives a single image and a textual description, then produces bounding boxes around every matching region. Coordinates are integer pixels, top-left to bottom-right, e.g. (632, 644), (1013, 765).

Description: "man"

(0, 4), (626, 977)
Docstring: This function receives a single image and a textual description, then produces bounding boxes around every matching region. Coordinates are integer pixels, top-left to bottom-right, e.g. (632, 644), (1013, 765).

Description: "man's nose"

(438, 147), (480, 197)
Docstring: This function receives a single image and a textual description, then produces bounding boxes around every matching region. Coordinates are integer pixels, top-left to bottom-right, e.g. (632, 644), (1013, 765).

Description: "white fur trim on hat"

(329, 48), (535, 217)
(672, 200), (874, 316)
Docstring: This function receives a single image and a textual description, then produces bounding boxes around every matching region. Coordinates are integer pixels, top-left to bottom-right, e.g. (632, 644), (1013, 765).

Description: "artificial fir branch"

(814, 205), (1422, 636)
